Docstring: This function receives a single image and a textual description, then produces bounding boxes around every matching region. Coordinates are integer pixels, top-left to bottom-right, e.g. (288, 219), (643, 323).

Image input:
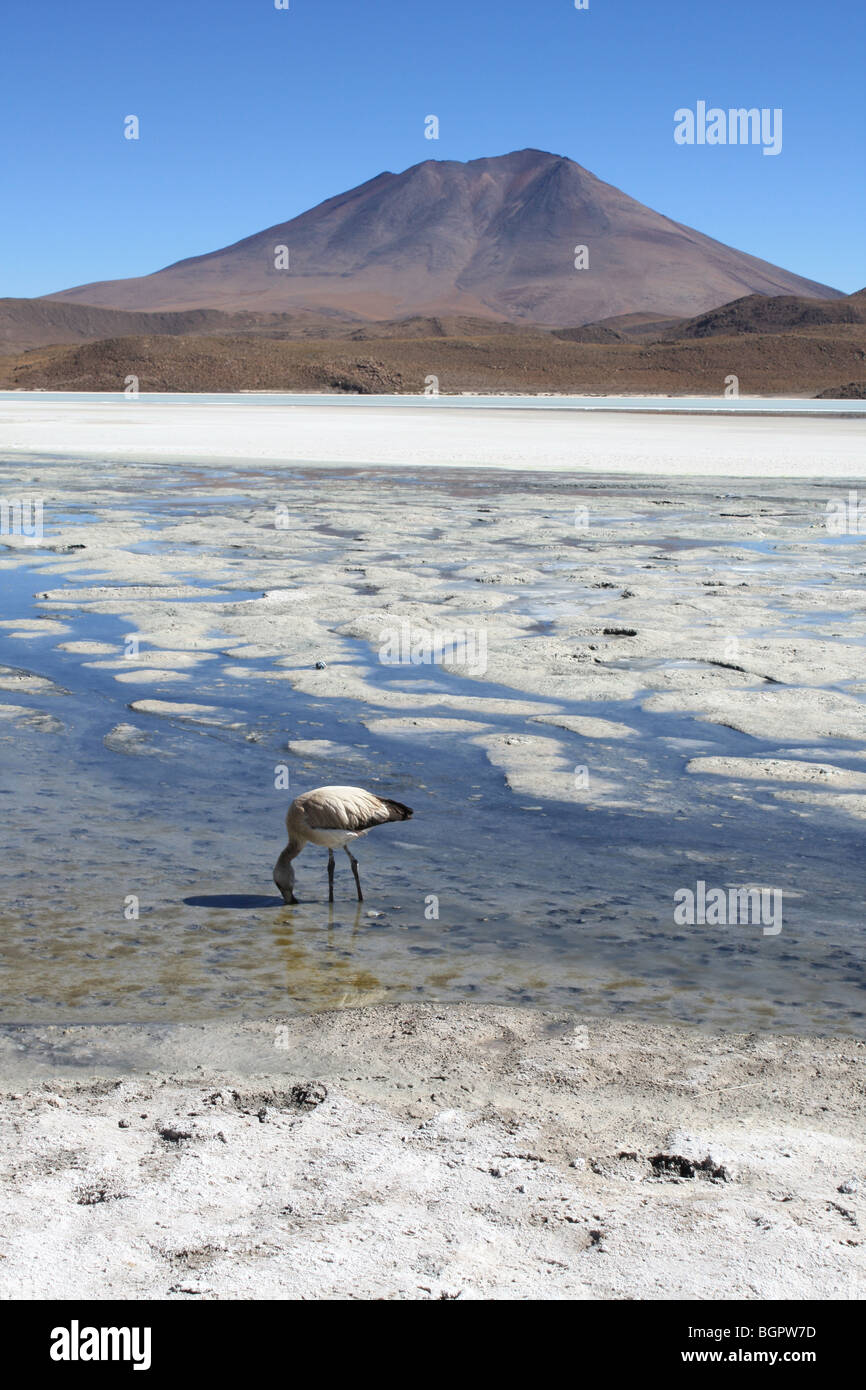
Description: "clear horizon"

(2, 0), (864, 298)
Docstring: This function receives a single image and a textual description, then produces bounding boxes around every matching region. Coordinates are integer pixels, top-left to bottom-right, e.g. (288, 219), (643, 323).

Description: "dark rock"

(290, 1081), (328, 1108)
(650, 1153), (730, 1182)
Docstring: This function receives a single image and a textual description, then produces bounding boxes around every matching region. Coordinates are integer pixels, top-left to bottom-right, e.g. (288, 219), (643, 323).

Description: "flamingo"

(274, 785), (413, 904)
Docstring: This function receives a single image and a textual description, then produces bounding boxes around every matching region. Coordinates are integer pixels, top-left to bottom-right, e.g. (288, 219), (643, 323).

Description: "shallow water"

(1, 464), (865, 1035)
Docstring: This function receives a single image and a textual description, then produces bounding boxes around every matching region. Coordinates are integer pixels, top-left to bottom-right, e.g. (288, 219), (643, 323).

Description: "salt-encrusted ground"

(0, 1004), (863, 1301)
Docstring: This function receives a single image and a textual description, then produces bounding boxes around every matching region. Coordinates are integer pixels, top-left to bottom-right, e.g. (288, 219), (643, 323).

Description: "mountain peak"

(47, 150), (841, 323)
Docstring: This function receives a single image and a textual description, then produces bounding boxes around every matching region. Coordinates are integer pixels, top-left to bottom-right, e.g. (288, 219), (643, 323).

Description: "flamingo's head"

(273, 847), (298, 905)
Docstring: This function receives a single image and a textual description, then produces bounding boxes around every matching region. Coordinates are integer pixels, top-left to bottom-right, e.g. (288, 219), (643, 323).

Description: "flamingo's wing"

(299, 785), (413, 832)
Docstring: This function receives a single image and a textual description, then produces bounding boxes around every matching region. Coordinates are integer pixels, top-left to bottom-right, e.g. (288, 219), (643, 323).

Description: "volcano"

(46, 149), (840, 325)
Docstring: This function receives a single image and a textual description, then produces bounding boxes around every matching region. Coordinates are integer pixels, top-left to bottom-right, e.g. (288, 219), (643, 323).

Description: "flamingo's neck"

(282, 835), (304, 861)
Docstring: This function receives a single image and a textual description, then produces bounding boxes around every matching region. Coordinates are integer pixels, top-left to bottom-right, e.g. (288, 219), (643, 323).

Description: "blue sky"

(2, 0), (863, 298)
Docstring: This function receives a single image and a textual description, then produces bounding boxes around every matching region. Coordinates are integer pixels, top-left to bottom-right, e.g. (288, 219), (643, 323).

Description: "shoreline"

(1, 1002), (863, 1300)
(2, 388), (864, 413)
(2, 1000), (850, 1086)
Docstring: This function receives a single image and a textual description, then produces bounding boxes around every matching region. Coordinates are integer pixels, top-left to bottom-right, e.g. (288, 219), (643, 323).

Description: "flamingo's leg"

(327, 848), (335, 902)
(345, 848), (363, 902)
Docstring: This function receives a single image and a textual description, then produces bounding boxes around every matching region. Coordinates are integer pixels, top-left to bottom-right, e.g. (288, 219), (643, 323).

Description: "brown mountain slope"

(553, 312), (685, 344)
(0, 297), (548, 356)
(670, 290), (866, 339)
(3, 322), (863, 397)
(44, 149), (841, 325)
(554, 289), (866, 346)
(599, 312), (686, 337)
(0, 298), (366, 357)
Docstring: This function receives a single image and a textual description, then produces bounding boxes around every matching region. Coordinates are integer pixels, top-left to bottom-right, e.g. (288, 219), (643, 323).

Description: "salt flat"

(1, 395), (865, 476)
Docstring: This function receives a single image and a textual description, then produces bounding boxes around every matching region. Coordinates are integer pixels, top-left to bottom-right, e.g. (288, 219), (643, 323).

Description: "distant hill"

(550, 289), (866, 347)
(5, 282), (863, 401)
(669, 291), (866, 339)
(552, 312), (684, 344)
(42, 149), (841, 325)
(3, 318), (863, 398)
(0, 298), (548, 357)
(0, 298), (366, 357)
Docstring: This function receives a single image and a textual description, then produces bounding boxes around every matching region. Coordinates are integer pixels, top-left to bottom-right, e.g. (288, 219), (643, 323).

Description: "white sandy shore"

(1, 397), (865, 475)
(0, 1004), (863, 1301)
